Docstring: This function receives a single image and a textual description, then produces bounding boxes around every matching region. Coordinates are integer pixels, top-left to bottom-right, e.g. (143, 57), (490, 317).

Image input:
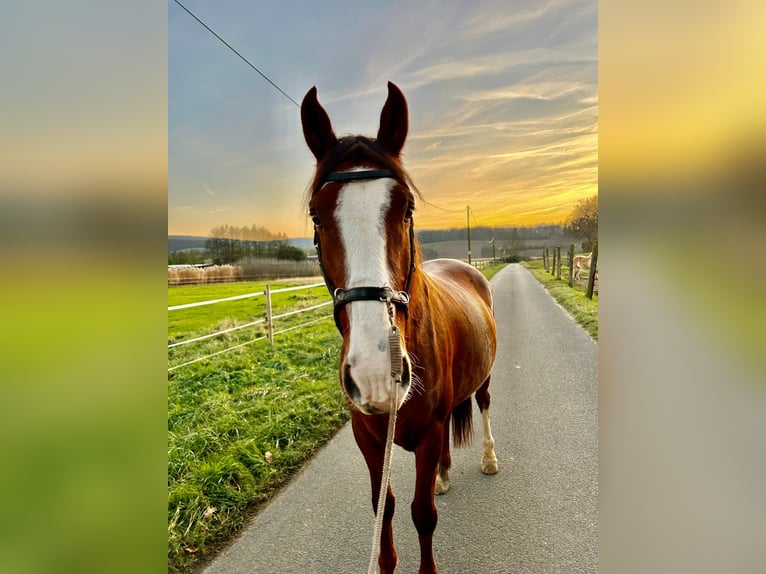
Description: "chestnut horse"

(301, 82), (498, 574)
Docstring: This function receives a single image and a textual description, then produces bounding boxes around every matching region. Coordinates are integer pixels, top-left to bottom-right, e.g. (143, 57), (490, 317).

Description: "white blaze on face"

(335, 176), (397, 409)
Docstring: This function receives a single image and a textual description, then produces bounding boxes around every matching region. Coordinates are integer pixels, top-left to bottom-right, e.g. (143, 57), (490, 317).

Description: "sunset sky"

(169, 0), (597, 239)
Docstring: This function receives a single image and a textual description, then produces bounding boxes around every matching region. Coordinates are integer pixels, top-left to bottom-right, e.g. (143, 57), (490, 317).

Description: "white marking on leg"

(481, 408), (499, 474)
(435, 469), (450, 495)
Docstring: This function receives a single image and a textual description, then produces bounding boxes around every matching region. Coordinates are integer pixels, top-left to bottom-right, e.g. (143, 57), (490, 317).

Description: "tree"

(276, 244), (307, 261)
(566, 195), (598, 252)
(205, 223), (295, 264)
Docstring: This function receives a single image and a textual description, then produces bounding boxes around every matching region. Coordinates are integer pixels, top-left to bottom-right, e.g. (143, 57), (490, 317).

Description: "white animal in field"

(573, 254), (592, 280)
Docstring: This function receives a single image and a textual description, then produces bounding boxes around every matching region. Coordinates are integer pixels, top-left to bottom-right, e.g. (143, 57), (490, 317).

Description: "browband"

(323, 169), (396, 183)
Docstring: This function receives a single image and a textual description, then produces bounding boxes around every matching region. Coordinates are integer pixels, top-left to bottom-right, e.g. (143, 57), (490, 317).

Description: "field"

(167, 262), (507, 572)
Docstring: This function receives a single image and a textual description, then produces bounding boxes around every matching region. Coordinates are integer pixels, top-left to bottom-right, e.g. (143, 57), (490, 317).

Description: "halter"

(312, 168), (416, 331)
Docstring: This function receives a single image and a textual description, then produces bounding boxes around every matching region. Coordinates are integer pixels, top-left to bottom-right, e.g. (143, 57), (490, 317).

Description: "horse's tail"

(451, 397), (473, 448)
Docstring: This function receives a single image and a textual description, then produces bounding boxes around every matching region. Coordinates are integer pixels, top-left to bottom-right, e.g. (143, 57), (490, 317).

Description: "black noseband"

(312, 169), (415, 331)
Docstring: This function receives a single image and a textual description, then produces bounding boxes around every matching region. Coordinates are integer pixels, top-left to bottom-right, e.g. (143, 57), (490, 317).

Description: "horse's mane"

(304, 135), (421, 209)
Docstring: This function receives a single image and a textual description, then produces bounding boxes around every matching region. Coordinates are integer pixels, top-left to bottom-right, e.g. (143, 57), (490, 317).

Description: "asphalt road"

(203, 263), (598, 573)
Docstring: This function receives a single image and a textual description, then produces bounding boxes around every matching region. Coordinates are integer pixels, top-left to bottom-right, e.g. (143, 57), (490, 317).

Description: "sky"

(169, 0), (597, 239)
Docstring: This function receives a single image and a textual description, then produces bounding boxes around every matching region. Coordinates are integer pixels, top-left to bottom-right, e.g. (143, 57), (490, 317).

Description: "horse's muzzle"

(343, 357), (411, 414)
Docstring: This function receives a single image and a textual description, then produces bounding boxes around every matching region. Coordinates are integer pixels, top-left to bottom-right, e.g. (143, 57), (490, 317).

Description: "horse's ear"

(301, 86), (337, 161)
(377, 81), (408, 157)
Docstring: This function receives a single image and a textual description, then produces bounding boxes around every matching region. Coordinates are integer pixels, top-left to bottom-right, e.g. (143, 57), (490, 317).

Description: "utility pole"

(489, 237), (496, 263)
(466, 205), (472, 265)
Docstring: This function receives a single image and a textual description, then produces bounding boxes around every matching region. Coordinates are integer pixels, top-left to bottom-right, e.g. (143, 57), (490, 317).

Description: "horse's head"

(301, 82), (418, 415)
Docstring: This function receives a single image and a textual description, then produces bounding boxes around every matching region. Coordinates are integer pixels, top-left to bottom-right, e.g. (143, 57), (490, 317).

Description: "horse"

(301, 82), (499, 574)
(573, 253), (592, 280)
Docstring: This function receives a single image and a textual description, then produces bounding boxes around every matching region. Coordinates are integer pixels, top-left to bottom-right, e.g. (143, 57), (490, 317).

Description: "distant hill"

(168, 235), (207, 252)
(170, 224), (584, 258)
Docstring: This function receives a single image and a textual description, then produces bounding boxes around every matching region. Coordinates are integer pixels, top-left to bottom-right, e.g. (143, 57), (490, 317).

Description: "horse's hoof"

(481, 459), (499, 475)
(434, 476), (450, 495)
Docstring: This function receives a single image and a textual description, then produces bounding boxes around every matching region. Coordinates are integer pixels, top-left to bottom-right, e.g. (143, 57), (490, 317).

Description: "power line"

(172, 0), (300, 108)
(419, 198), (464, 214)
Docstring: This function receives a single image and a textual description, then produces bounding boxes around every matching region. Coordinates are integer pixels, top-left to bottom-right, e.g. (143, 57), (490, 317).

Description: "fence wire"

(168, 283), (333, 372)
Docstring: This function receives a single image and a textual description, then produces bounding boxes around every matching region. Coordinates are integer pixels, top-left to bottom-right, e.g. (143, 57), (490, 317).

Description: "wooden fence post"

(551, 247), (557, 276)
(265, 284), (274, 344)
(586, 241), (599, 299)
(556, 246), (562, 279)
(543, 249), (548, 271)
(548, 249), (556, 275)
(568, 244), (575, 287)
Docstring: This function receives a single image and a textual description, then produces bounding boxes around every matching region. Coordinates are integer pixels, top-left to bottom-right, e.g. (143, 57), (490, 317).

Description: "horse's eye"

(310, 210), (322, 227)
(404, 203), (415, 221)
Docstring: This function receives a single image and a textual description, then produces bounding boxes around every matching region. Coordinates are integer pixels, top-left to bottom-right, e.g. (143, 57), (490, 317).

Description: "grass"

(167, 264), (521, 572)
(481, 262), (508, 282)
(521, 260), (599, 340)
(168, 329), (347, 573)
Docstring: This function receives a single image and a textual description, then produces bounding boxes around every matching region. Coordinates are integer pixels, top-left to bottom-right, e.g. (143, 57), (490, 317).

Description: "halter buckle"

(378, 287), (410, 304)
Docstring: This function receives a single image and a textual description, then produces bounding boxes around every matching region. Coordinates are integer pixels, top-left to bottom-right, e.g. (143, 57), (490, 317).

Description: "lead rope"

(367, 298), (403, 574)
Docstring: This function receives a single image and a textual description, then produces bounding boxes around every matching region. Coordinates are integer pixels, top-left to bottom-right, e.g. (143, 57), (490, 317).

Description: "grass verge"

(480, 262), (509, 282)
(521, 260), (598, 340)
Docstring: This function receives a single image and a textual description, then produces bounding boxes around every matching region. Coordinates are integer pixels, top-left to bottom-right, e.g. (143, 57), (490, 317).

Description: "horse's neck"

(406, 268), (430, 315)
(407, 267), (448, 321)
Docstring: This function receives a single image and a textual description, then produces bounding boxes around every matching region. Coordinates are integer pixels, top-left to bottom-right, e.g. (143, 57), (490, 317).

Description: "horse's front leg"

(412, 423), (444, 574)
(352, 416), (398, 573)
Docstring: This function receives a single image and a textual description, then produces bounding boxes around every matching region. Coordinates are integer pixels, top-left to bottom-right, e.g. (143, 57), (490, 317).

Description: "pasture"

(167, 264), (507, 572)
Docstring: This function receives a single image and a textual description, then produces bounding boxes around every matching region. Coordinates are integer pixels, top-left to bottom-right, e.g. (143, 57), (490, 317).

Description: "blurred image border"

(1, 1), (763, 572)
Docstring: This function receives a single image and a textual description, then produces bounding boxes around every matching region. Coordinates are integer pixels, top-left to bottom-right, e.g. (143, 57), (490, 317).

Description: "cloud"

(459, 81), (590, 103)
(459, 0), (568, 38)
(169, 1), (597, 235)
(402, 48), (595, 91)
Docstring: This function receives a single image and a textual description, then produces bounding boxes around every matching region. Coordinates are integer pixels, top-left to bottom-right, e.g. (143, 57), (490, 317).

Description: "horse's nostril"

(343, 364), (361, 401)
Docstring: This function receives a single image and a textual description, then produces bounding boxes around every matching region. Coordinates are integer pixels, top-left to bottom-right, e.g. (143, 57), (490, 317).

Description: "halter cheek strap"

(312, 169), (416, 331)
